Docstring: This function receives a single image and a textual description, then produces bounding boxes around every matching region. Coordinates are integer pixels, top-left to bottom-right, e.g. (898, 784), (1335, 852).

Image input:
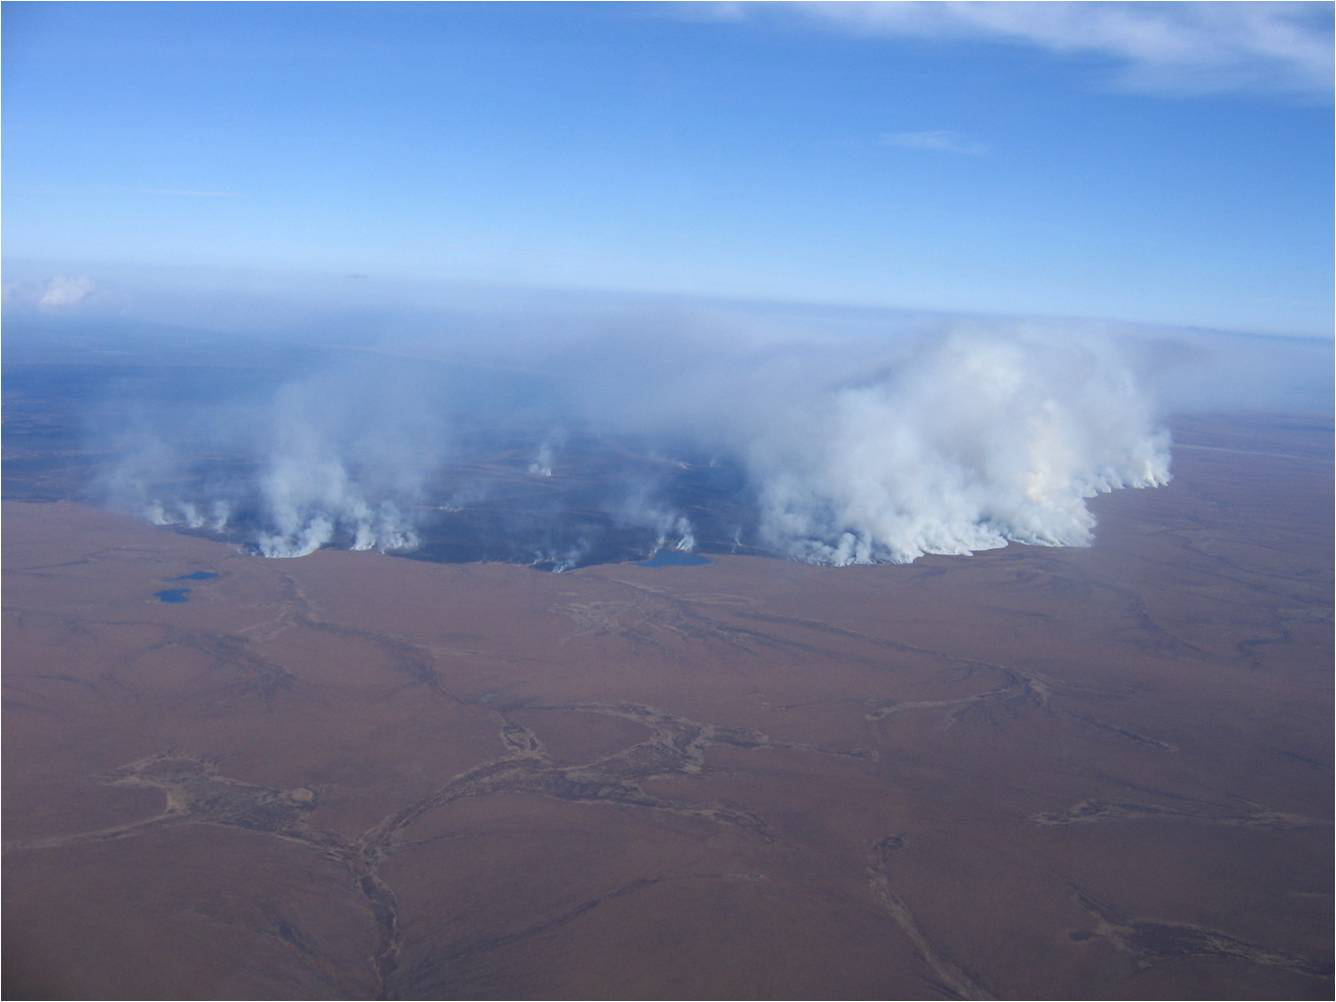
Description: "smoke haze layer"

(19, 286), (1302, 569)
(70, 321), (1171, 565)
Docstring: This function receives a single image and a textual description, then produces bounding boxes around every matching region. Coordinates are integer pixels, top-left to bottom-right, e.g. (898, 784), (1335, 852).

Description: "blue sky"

(3, 2), (1333, 335)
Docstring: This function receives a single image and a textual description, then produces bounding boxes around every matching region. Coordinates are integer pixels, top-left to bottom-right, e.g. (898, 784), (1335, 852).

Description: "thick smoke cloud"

(538, 316), (1173, 564)
(58, 285), (1245, 568)
(739, 334), (1169, 564)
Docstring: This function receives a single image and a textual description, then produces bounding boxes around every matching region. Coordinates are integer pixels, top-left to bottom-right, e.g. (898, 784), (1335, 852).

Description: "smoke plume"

(66, 288), (1190, 567)
(740, 333), (1170, 564)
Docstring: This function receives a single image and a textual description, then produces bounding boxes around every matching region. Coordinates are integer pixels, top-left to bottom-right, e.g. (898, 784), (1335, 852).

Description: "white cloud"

(795, 2), (1333, 98)
(881, 129), (987, 156)
(37, 274), (95, 309)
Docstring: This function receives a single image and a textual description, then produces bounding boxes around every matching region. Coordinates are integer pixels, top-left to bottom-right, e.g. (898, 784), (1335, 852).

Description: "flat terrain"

(3, 415), (1332, 999)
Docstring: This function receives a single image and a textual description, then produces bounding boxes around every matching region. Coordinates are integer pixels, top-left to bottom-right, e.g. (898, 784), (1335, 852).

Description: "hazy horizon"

(4, 2), (1334, 336)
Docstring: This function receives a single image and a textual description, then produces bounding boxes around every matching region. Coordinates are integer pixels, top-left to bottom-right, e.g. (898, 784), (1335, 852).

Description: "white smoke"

(247, 376), (432, 558)
(38, 274), (95, 309)
(739, 333), (1170, 565)
(529, 540), (589, 573)
(88, 292), (1181, 568)
(609, 482), (698, 557)
(99, 353), (446, 560)
(252, 456), (420, 559)
(649, 511), (697, 554)
(528, 440), (556, 477)
(145, 499), (231, 532)
(664, 514), (697, 553)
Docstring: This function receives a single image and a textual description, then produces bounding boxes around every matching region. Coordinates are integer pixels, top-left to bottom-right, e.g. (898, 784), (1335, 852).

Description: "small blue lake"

(171, 571), (219, 581)
(155, 588), (191, 604)
(637, 550), (712, 569)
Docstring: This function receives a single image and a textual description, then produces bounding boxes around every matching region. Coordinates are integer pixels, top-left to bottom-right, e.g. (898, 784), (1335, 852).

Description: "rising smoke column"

(252, 449), (419, 558)
(742, 333), (1171, 565)
(249, 369), (435, 557)
(105, 355), (447, 559)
